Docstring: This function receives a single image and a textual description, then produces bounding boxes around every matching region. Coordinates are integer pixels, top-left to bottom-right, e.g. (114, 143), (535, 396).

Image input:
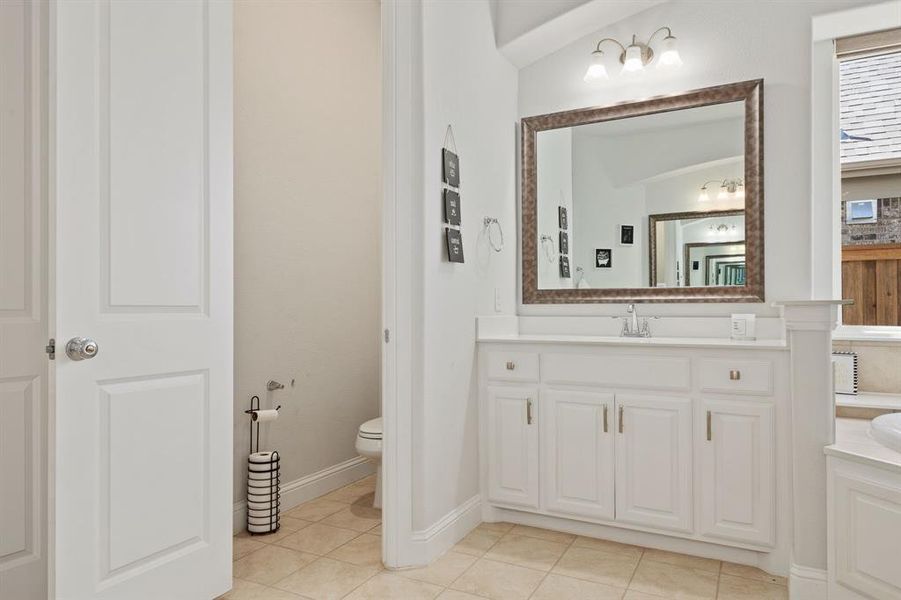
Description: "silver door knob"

(66, 337), (99, 361)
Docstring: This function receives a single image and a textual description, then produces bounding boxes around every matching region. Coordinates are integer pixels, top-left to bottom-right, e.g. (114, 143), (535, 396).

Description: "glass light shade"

(657, 35), (682, 68)
(698, 188), (710, 203)
(583, 52), (608, 82)
(735, 185), (745, 199)
(622, 44), (644, 72)
(717, 186), (728, 201)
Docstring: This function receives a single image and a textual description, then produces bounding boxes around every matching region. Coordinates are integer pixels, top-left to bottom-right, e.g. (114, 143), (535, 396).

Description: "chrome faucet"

(620, 304), (652, 338)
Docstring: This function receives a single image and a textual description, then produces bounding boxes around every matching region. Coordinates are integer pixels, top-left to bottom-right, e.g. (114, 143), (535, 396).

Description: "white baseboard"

(402, 495), (482, 567)
(233, 456), (375, 533)
(789, 563), (828, 600)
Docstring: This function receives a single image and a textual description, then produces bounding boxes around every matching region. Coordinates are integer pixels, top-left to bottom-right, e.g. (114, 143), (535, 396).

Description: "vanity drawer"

(487, 352), (539, 382)
(542, 354), (690, 391)
(698, 359), (773, 396)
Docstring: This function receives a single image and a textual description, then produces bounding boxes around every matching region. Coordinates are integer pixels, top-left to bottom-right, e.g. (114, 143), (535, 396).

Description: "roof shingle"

(840, 51), (901, 164)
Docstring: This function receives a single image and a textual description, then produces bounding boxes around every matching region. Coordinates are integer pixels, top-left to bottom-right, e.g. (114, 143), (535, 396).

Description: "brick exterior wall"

(843, 197), (901, 245)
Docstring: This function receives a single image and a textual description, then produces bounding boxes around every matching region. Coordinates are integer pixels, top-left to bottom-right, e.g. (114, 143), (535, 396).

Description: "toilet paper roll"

(251, 409), (279, 423)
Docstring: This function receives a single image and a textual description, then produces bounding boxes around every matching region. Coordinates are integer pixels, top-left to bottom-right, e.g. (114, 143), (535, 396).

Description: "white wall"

(536, 128), (573, 289)
(519, 0), (881, 315)
(233, 1), (381, 504)
(415, 0), (518, 529)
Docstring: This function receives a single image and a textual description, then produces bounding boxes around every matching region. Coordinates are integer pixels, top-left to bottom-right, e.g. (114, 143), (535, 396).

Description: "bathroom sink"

(869, 413), (901, 454)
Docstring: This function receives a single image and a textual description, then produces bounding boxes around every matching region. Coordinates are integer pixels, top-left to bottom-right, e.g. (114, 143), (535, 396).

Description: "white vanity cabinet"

(479, 339), (788, 556)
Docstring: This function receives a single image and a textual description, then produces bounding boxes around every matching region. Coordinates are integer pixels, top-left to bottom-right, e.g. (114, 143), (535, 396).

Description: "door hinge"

(45, 338), (56, 360)
(384, 329), (390, 343)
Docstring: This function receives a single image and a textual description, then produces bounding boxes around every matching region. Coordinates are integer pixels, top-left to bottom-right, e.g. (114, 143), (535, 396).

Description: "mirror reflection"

(536, 100), (746, 290)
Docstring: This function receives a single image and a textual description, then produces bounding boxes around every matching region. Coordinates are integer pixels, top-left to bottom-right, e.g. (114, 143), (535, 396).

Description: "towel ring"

(539, 234), (557, 263)
(483, 217), (504, 253)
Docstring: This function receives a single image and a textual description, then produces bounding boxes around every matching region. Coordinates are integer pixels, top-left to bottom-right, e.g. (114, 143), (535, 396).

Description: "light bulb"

(657, 35), (682, 68)
(698, 188), (709, 203)
(622, 44), (644, 73)
(583, 51), (608, 82)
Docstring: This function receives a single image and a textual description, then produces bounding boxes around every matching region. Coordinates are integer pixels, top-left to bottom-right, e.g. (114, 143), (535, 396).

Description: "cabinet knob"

(729, 369), (741, 381)
(506, 361), (516, 371)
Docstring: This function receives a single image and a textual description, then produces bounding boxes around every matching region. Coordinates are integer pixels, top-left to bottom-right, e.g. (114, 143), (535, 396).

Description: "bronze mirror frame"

(521, 79), (764, 304)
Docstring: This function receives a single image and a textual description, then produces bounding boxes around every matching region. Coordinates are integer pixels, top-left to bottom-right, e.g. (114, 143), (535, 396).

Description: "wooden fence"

(842, 244), (901, 325)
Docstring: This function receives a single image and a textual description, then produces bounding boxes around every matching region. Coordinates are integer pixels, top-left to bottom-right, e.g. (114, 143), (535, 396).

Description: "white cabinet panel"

(699, 399), (774, 547)
(698, 359), (773, 396)
(487, 352), (539, 383)
(615, 394), (693, 532)
(831, 467), (901, 600)
(542, 390), (614, 521)
(542, 354), (690, 391)
(488, 386), (539, 509)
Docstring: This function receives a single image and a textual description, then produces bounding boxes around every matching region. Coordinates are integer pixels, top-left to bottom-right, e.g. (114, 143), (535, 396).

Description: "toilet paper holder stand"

(245, 395), (281, 454)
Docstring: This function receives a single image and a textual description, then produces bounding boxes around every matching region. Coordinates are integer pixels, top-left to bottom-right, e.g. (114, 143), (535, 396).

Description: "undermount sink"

(869, 413), (901, 454)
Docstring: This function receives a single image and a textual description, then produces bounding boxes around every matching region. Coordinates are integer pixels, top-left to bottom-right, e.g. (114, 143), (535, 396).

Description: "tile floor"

(221, 476), (788, 600)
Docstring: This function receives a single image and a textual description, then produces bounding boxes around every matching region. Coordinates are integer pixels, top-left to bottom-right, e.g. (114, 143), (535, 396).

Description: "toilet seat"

(358, 417), (382, 440)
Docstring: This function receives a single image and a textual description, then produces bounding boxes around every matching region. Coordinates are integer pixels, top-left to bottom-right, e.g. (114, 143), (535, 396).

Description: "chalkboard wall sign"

(443, 189), (461, 226)
(446, 227), (464, 263)
(558, 206), (568, 230)
(559, 231), (569, 255)
(443, 149), (460, 187)
(559, 255), (571, 278)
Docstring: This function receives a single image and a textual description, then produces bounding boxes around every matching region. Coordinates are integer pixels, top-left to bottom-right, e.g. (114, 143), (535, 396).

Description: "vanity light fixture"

(698, 178), (744, 203)
(583, 27), (682, 83)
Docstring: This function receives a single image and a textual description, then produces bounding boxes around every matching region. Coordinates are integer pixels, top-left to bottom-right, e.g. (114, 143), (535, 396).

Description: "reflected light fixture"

(584, 27), (682, 83)
(698, 178), (744, 203)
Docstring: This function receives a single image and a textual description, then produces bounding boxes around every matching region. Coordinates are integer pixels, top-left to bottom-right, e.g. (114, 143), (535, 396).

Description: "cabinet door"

(542, 390), (615, 521)
(699, 399), (775, 546)
(487, 386), (539, 509)
(615, 394), (693, 532)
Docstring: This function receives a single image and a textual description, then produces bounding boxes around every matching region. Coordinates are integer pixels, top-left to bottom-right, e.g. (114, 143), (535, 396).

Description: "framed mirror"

(521, 79), (764, 303)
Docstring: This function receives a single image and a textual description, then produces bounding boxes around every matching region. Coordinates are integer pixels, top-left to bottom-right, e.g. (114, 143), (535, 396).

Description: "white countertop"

(826, 418), (901, 474)
(477, 333), (788, 350)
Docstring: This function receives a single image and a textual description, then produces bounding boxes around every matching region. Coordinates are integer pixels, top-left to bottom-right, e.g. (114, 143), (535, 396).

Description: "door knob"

(66, 337), (99, 361)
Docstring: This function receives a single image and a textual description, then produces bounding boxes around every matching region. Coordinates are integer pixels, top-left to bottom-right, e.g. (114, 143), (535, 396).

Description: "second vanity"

(477, 332), (792, 574)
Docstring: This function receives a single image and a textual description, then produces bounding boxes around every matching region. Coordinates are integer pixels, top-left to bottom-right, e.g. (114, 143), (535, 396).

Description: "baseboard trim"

(233, 456), (375, 533)
(404, 495), (482, 566)
(789, 563), (827, 600)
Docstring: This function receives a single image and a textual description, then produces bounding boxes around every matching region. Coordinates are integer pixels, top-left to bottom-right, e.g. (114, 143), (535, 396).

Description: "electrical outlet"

(494, 288), (502, 313)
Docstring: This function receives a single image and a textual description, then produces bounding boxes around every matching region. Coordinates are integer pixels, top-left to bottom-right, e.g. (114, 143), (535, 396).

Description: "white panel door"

(615, 394), (692, 532)
(699, 399), (774, 546)
(542, 390), (614, 521)
(0, 1), (47, 598)
(487, 386), (539, 509)
(53, 1), (233, 599)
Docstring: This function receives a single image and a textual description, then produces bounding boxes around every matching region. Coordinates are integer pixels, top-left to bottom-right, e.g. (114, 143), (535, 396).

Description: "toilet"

(355, 417), (382, 509)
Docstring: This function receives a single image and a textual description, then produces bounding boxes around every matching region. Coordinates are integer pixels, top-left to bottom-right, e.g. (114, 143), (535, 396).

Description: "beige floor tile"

(622, 591), (668, 600)
(272, 557), (380, 600)
(572, 536), (644, 560)
(322, 478), (376, 505)
(275, 523), (361, 555)
(219, 578), (305, 599)
(507, 524), (576, 545)
(344, 572), (443, 600)
(234, 536), (267, 560)
(450, 558), (545, 600)
(320, 505), (381, 533)
(395, 551), (477, 587)
(369, 524), (382, 536)
(327, 533), (383, 567)
(628, 560), (718, 600)
(717, 574), (789, 600)
(252, 517), (314, 545)
(531, 573), (625, 600)
(233, 545), (318, 586)
(285, 498), (348, 522)
(476, 521), (515, 535)
(720, 562), (787, 586)
(641, 548), (721, 573)
(452, 529), (503, 557)
(552, 545), (640, 588)
(483, 533), (569, 571)
(436, 591), (485, 600)
(351, 491), (376, 507)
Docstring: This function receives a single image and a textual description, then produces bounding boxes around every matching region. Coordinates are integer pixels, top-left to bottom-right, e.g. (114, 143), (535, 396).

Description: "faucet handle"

(627, 303), (635, 314)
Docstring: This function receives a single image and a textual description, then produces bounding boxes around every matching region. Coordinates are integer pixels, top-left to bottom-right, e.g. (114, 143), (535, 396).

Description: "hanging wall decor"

(558, 206), (568, 230)
(443, 125), (464, 263)
(619, 225), (635, 246)
(595, 248), (613, 268)
(559, 231), (569, 254)
(443, 148), (460, 187)
(560, 255), (571, 278)
(446, 227), (465, 263)
(444, 189), (461, 226)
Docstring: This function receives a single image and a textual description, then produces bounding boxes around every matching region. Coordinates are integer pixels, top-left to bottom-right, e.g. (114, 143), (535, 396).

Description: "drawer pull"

(526, 398), (533, 425)
(603, 405), (608, 433)
(506, 361), (516, 371)
(618, 405), (624, 433)
(706, 410), (712, 441)
(729, 369), (741, 381)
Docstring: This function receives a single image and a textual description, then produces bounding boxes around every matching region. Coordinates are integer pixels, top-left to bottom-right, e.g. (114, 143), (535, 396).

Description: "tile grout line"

(525, 532), (577, 600)
(623, 546), (645, 595)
